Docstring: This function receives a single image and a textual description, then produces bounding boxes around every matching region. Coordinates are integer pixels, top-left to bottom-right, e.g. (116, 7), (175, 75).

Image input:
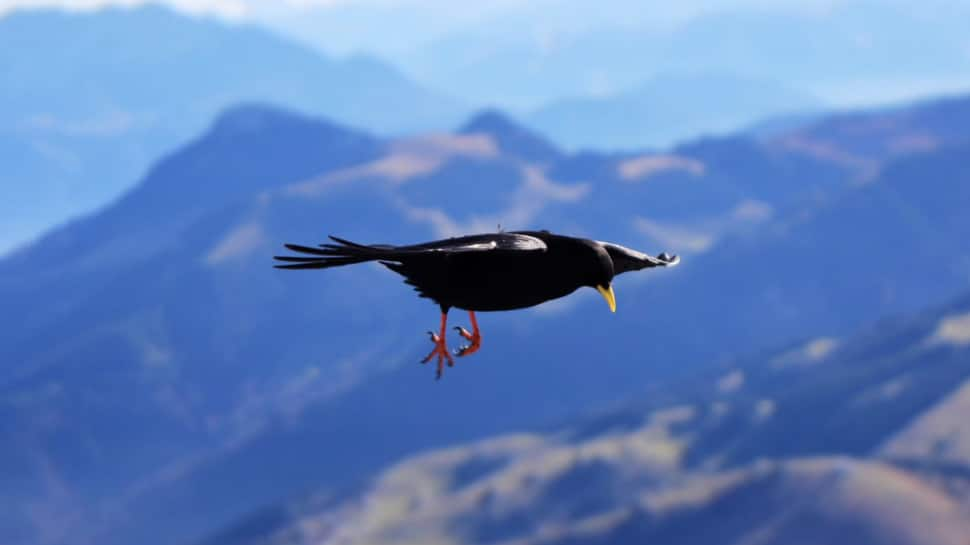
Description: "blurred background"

(2, 1), (970, 544)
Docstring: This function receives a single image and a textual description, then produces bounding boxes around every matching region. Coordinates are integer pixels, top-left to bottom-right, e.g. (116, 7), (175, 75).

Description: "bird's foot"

(453, 326), (482, 357)
(422, 331), (454, 379)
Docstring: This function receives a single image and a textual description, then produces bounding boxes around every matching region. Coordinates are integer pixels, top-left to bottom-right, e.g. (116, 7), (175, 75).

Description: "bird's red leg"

(421, 311), (454, 379)
(454, 311), (482, 357)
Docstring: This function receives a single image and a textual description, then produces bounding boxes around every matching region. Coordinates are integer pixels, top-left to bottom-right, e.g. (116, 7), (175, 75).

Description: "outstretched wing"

(597, 241), (680, 276)
(274, 232), (546, 270)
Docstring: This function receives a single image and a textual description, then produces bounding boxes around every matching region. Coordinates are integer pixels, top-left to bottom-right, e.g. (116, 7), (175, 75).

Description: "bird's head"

(590, 239), (681, 313)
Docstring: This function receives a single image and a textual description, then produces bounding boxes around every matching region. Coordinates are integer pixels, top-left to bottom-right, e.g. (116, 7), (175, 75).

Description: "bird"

(274, 230), (679, 379)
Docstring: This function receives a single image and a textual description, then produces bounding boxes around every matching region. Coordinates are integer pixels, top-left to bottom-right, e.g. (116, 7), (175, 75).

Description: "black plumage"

(274, 230), (679, 378)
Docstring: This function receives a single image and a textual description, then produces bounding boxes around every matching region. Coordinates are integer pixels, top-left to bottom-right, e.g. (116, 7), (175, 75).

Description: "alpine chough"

(274, 230), (679, 378)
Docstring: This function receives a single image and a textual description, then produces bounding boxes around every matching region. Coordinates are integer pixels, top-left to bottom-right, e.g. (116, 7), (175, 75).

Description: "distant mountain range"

(400, 2), (970, 109)
(526, 73), (821, 150)
(203, 287), (970, 545)
(3, 92), (970, 545)
(0, 5), (463, 255)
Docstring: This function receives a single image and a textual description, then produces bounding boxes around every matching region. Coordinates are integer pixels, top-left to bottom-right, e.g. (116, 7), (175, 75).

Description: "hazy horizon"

(3, 0), (970, 108)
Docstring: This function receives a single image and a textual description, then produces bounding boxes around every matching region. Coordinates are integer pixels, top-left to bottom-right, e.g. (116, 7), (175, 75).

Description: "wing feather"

(390, 233), (547, 255)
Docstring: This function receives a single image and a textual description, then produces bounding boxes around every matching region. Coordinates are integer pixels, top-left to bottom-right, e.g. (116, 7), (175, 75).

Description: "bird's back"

(387, 231), (605, 312)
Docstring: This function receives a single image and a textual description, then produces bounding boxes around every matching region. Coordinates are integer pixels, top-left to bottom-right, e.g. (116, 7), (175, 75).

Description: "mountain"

(526, 73), (821, 150)
(0, 6), (463, 255)
(769, 93), (970, 176)
(401, 2), (970, 110)
(3, 94), (970, 545)
(460, 109), (562, 163)
(202, 288), (970, 545)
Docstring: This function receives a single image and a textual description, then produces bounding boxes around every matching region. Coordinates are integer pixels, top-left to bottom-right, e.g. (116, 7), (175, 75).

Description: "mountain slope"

(3, 95), (970, 545)
(200, 291), (970, 545)
(770, 93), (970, 178)
(0, 6), (462, 255)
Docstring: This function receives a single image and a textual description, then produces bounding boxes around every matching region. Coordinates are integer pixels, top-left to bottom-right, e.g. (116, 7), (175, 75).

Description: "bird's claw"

(453, 326), (482, 357)
(422, 330), (454, 379)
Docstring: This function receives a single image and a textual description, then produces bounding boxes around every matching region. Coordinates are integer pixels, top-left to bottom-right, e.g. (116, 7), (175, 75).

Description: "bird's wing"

(597, 241), (680, 275)
(274, 233), (546, 269)
(386, 233), (547, 255)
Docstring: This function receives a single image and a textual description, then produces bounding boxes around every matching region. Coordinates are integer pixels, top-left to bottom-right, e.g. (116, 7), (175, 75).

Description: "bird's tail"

(273, 236), (392, 270)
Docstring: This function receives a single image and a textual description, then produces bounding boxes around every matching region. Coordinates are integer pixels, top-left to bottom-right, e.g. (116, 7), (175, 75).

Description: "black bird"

(274, 230), (679, 378)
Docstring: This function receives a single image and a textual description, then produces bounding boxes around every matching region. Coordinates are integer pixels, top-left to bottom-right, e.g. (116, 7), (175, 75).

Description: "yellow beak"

(596, 284), (616, 313)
